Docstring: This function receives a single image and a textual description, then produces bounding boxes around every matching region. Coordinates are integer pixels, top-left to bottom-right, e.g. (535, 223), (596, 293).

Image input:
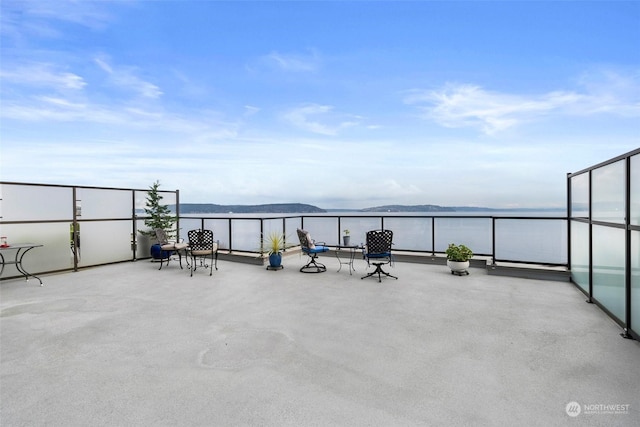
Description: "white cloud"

(94, 56), (163, 99)
(282, 104), (360, 136)
(406, 69), (640, 135)
(264, 50), (320, 72)
(244, 105), (261, 116)
(405, 84), (573, 135)
(2, 0), (114, 31)
(0, 63), (86, 90)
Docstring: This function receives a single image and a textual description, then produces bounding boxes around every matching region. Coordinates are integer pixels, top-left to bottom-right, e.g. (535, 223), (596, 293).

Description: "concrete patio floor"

(1, 255), (639, 426)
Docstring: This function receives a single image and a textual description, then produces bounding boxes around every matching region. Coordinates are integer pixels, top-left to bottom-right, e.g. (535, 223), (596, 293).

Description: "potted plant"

(261, 231), (289, 269)
(140, 180), (177, 260)
(343, 229), (351, 246)
(445, 243), (473, 275)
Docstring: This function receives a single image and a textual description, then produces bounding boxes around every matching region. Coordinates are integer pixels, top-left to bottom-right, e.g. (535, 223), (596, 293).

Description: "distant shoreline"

(174, 203), (566, 214)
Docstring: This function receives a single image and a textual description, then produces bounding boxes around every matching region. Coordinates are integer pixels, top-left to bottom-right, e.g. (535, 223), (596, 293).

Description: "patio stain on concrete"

(198, 327), (296, 370)
(0, 298), (87, 317)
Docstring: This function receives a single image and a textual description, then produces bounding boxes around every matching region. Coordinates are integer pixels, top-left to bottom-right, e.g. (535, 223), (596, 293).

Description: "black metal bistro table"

(0, 243), (44, 286)
(335, 245), (361, 275)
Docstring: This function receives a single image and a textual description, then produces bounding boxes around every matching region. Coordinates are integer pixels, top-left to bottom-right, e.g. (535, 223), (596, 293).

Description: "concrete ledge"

(486, 260), (571, 282)
(216, 248), (571, 282)
(219, 249), (305, 266)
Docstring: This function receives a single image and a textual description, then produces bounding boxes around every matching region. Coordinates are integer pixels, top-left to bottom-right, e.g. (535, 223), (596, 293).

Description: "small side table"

(0, 243), (44, 286)
(335, 245), (361, 275)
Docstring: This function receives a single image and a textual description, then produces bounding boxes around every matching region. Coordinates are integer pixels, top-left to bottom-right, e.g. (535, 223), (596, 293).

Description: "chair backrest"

(188, 229), (214, 251)
(365, 229), (393, 255)
(297, 228), (315, 251)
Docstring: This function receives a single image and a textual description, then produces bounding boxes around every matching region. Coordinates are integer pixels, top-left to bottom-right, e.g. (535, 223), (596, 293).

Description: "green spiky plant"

(260, 231), (294, 255)
(140, 180), (176, 239)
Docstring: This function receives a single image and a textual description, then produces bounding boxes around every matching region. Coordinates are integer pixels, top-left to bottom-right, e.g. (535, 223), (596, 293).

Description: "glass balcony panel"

(592, 160), (625, 224)
(230, 219), (261, 252)
(570, 173), (589, 218)
(135, 219), (154, 258)
(133, 189), (177, 219)
(76, 221), (133, 266)
(134, 190), (148, 214)
(302, 217), (341, 246)
(496, 219), (567, 264)
(384, 217), (433, 252)
(178, 217), (202, 235)
(0, 223), (73, 276)
(632, 230), (640, 334)
(0, 184), (72, 221)
(339, 217), (370, 246)
(285, 217), (302, 240)
(261, 218), (286, 251)
(570, 221), (590, 293)
(592, 225), (625, 322)
(75, 188), (132, 219)
(434, 217), (492, 254)
(631, 154), (640, 226)
(201, 219), (229, 250)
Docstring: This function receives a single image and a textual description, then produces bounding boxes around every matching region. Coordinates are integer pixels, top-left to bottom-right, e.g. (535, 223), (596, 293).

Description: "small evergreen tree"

(141, 180), (176, 238)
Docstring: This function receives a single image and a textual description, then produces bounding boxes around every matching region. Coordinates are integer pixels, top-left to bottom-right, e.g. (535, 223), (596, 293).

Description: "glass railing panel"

(495, 219), (567, 264)
(201, 219), (230, 250)
(631, 230), (640, 334)
(262, 218), (283, 235)
(231, 219), (261, 252)
(592, 225), (625, 322)
(0, 223), (73, 276)
(631, 154), (640, 226)
(135, 218), (154, 258)
(592, 160), (625, 224)
(285, 217), (302, 240)
(134, 190), (149, 215)
(261, 218), (286, 251)
(0, 183), (72, 221)
(570, 172), (589, 218)
(178, 217), (203, 235)
(301, 217), (340, 246)
(434, 217), (492, 254)
(75, 188), (132, 219)
(338, 217), (383, 247)
(133, 190), (177, 216)
(76, 221), (133, 266)
(570, 220), (590, 293)
(337, 217), (374, 246)
(383, 217), (433, 252)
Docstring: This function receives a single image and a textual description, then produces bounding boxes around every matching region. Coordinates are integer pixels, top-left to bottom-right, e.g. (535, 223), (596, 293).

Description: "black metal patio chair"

(361, 229), (398, 282)
(187, 229), (219, 276)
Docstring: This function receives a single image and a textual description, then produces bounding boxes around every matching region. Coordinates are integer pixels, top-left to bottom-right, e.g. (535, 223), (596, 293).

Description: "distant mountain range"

(360, 204), (454, 212)
(178, 203), (326, 213)
(176, 203), (565, 214)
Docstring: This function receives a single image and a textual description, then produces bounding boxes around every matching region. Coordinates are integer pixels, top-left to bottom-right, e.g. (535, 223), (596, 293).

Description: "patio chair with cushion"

(297, 228), (329, 273)
(187, 229), (219, 276)
(155, 228), (189, 270)
(361, 229), (398, 282)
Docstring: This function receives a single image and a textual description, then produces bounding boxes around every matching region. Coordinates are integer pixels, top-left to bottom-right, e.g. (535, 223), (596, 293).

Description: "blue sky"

(1, 0), (639, 209)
